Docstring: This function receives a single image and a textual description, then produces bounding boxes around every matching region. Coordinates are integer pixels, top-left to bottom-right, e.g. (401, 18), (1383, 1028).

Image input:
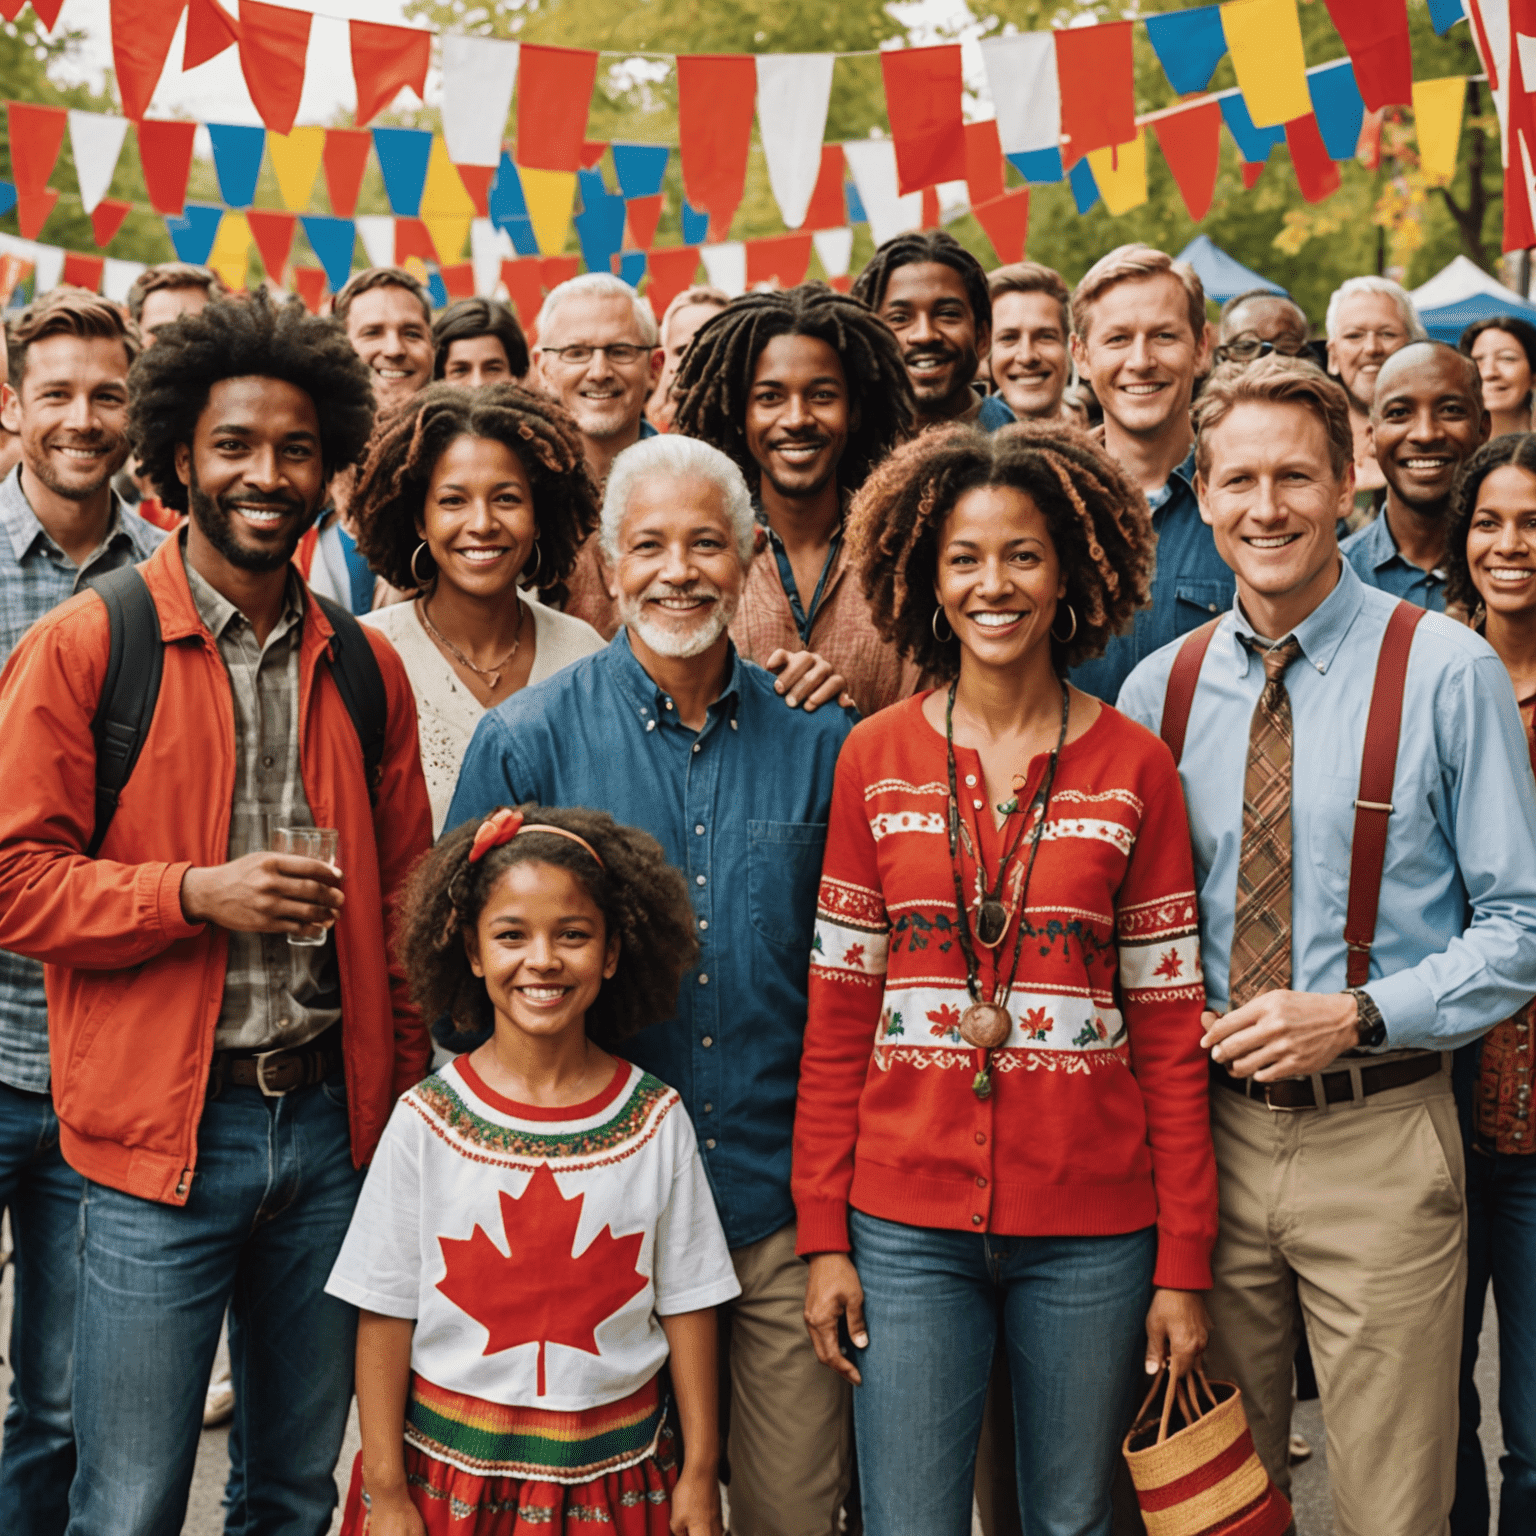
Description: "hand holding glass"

(270, 828), (340, 946)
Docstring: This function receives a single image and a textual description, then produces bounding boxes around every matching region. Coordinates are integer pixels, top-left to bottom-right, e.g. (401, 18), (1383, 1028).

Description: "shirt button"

(971, 1214), (983, 1226)
(665, 701), (674, 711)
(702, 1035), (713, 1048)
(645, 720), (656, 732)
(703, 1103), (713, 1113)
(696, 875), (706, 886)
(695, 824), (705, 835)
(261, 755), (274, 768)
(965, 774), (977, 787)
(705, 1138), (717, 1149)
(1208, 603), (1218, 613)
(976, 1176), (987, 1188)
(730, 720), (738, 730)
(692, 743), (701, 753)
(699, 919), (708, 930)
(972, 798), (983, 810)
(698, 974), (708, 986)
(975, 1132), (986, 1145)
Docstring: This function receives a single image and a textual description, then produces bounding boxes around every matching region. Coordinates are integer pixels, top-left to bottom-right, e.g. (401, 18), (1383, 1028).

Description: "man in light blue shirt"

(1118, 356), (1536, 1535)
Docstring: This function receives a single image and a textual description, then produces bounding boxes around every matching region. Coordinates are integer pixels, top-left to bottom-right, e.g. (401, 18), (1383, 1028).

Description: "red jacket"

(0, 536), (433, 1204)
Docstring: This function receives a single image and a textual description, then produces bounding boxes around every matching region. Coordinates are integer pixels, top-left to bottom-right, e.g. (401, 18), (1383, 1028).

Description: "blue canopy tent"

(1410, 255), (1536, 342)
(1175, 235), (1284, 306)
(1418, 294), (1536, 343)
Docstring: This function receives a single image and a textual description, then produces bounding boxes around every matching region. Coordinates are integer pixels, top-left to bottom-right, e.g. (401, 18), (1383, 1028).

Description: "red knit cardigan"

(792, 694), (1218, 1291)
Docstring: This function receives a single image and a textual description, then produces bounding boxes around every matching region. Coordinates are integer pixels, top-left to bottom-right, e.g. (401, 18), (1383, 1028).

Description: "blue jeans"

(66, 1073), (364, 1536)
(0, 1080), (83, 1536)
(1452, 1050), (1536, 1535)
(847, 1209), (1156, 1536)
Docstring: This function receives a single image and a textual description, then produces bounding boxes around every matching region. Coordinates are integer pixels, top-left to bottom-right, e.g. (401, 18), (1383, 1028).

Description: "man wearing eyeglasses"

(1213, 289), (1313, 369)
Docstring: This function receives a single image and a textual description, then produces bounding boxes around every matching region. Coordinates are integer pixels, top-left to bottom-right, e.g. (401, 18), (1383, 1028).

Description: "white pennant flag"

(102, 258), (148, 305)
(700, 242), (747, 298)
(355, 216), (396, 270)
(470, 218), (513, 297)
(756, 54), (835, 230)
(979, 33), (1060, 157)
(32, 243), (64, 295)
(441, 35), (519, 168)
(811, 227), (854, 279)
(843, 139), (921, 249)
(68, 111), (131, 215)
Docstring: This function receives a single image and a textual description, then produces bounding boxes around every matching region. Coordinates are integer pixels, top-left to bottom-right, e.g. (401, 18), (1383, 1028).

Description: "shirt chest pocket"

(1174, 579), (1232, 634)
(747, 820), (828, 952)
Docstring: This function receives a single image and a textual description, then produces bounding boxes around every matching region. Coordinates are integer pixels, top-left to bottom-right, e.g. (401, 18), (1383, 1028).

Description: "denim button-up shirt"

(1117, 561), (1536, 1049)
(1070, 446), (1235, 703)
(1339, 509), (1448, 613)
(446, 630), (856, 1248)
(0, 467), (165, 1091)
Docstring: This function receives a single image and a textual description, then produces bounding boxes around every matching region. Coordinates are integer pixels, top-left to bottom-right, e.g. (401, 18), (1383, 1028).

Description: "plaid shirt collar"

(0, 463), (152, 566)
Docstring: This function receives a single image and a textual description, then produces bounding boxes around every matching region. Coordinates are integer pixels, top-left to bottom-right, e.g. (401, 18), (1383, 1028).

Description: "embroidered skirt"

(340, 1372), (677, 1534)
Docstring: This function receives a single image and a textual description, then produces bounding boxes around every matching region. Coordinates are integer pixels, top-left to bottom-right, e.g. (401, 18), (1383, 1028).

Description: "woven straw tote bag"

(1122, 1369), (1292, 1536)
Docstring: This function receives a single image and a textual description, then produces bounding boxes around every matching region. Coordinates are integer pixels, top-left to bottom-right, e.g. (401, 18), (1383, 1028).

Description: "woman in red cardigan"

(794, 421), (1218, 1535)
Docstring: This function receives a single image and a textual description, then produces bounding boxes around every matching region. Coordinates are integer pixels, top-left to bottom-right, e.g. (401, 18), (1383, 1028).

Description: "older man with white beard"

(446, 434), (858, 1536)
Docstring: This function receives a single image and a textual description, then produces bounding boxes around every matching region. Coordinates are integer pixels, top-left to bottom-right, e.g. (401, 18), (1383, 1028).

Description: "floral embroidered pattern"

(1153, 948), (1184, 981)
(927, 1003), (961, 1041)
(1020, 1006), (1052, 1041)
(1117, 893), (1200, 942)
(816, 875), (887, 930)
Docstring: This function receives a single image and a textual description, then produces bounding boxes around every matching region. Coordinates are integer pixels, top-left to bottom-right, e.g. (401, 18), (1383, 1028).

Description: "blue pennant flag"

(681, 199), (710, 246)
(1145, 7), (1228, 96)
(372, 127), (433, 217)
(1006, 148), (1063, 185)
(1068, 158), (1100, 215)
(299, 215), (358, 293)
(207, 123), (265, 210)
(505, 217), (539, 257)
(574, 167), (626, 279)
(844, 182), (867, 225)
(0, 181), (16, 218)
(1308, 61), (1365, 162)
(488, 152), (528, 229)
(165, 204), (225, 266)
(426, 270), (448, 309)
(612, 143), (669, 201)
(1427, 0), (1465, 32)
(1219, 94), (1286, 166)
(616, 250), (647, 288)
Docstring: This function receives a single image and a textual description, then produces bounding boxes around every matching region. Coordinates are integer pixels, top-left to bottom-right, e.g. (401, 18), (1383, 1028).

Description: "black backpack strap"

(86, 565), (163, 858)
(313, 594), (388, 805)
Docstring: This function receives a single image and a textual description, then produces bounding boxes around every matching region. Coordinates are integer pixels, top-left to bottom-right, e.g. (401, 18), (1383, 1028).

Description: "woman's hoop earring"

(410, 541), (435, 589)
(1051, 603), (1078, 644)
(931, 606), (954, 643)
(521, 539), (542, 584)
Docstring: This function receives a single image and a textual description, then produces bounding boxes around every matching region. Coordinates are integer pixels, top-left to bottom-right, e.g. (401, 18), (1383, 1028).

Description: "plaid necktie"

(1229, 637), (1303, 1008)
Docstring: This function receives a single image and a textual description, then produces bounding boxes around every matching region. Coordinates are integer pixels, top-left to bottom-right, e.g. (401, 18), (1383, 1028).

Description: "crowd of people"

(0, 227), (1530, 1536)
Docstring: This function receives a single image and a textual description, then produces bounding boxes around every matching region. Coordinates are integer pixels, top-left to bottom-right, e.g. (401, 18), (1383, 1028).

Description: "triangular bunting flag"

(184, 0), (240, 72)
(517, 45), (598, 172)
(843, 139), (922, 248)
(457, 164), (495, 218)
(21, 0), (63, 28)
(207, 122), (266, 209)
(1413, 76), (1467, 183)
(209, 210), (251, 291)
(299, 214), (357, 292)
(373, 127), (433, 217)
(1284, 114), (1341, 202)
(442, 34), (519, 166)
(612, 144), (669, 201)
(1309, 59), (1366, 160)
(323, 129), (371, 220)
(1144, 5), (1228, 95)
(921, 186), (940, 231)
(470, 218), (509, 297)
(102, 258), (146, 305)
(700, 241), (747, 298)
(745, 232), (813, 289)
(355, 216), (395, 269)
(238, 0), (311, 136)
(68, 110), (129, 214)
(90, 198), (131, 247)
(424, 271), (448, 308)
(166, 203), (225, 266)
(111, 0), (183, 121)
(1219, 93), (1286, 164)
(1429, 0), (1466, 30)
(1056, 22), (1135, 167)
(293, 266), (326, 313)
(137, 119), (198, 216)
(1242, 161), (1267, 189)
(268, 126), (324, 212)
(540, 255), (579, 290)
(350, 19), (430, 126)
(62, 251), (105, 293)
(980, 33), (1059, 158)
(811, 227), (853, 280)
(803, 147), (846, 231)
(1068, 157), (1100, 214)
(1221, 0), (1312, 128)
(489, 153), (528, 229)
(755, 53), (834, 229)
(964, 121), (1006, 205)
(7, 103), (67, 194)
(1151, 101), (1223, 222)
(394, 217), (435, 266)
(625, 194), (663, 250)
(882, 46), (967, 194)
(500, 257), (544, 332)
(574, 167), (626, 277)
(424, 216), (472, 265)
(644, 246), (703, 321)
(677, 55), (757, 238)
(16, 188), (58, 240)
(616, 251), (646, 288)
(681, 199), (710, 246)
(441, 262), (475, 301)
(247, 208), (296, 280)
(1323, 0), (1413, 111)
(0, 182), (19, 221)
(1008, 149), (1064, 184)
(422, 135), (476, 216)
(580, 141), (608, 170)
(33, 245), (64, 297)
(971, 189), (1030, 264)
(522, 169), (578, 257)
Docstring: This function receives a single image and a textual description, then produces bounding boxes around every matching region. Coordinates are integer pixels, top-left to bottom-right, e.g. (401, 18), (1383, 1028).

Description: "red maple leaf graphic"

(1153, 947), (1184, 981)
(843, 943), (866, 969)
(437, 1162), (648, 1396)
(927, 1002), (961, 1037)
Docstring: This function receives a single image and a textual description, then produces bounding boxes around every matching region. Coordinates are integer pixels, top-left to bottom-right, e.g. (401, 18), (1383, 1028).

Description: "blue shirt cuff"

(1364, 969), (1439, 1047)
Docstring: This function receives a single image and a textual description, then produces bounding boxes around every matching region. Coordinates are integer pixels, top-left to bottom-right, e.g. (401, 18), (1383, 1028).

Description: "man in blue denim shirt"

(448, 434), (855, 1536)
(0, 293), (161, 1535)
(1067, 244), (1235, 702)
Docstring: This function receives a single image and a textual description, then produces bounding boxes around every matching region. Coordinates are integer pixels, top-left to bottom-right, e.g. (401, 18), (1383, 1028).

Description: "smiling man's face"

(1369, 342), (1489, 519)
(345, 284), (433, 412)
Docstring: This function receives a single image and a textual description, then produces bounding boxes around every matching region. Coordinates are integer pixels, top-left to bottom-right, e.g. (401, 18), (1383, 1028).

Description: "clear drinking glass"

(270, 827), (340, 947)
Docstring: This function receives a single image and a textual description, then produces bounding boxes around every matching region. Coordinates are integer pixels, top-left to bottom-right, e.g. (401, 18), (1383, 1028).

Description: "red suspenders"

(1158, 600), (1427, 989)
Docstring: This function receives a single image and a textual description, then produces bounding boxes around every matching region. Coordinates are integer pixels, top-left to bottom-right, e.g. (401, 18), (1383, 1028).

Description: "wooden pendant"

(959, 1002), (1012, 1049)
(976, 899), (1009, 948)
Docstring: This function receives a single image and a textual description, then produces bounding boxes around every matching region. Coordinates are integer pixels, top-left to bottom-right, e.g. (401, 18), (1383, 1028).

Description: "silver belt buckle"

(1261, 1079), (1312, 1112)
(253, 1048), (290, 1098)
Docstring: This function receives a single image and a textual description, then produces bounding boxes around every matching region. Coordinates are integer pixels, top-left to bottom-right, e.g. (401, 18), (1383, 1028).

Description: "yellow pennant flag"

(521, 168), (578, 257)
(1221, 0), (1311, 129)
(1413, 77), (1467, 185)
(266, 127), (325, 213)
(421, 135), (476, 264)
(1086, 132), (1148, 217)
(423, 215), (472, 265)
(209, 212), (251, 292)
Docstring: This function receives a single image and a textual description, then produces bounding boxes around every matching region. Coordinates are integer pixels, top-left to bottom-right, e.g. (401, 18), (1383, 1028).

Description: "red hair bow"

(468, 808), (524, 863)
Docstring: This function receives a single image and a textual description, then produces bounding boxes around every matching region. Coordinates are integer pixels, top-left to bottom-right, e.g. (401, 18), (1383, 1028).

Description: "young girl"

(327, 804), (738, 1535)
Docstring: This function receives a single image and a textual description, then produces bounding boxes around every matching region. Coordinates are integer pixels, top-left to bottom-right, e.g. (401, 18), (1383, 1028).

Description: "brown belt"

(209, 1025), (343, 1099)
(1211, 1050), (1442, 1111)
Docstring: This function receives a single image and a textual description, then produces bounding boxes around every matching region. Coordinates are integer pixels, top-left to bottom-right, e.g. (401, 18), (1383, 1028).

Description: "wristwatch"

(1344, 987), (1387, 1049)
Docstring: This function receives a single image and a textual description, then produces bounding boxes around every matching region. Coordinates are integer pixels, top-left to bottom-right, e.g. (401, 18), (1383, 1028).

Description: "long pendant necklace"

(946, 678), (1071, 1099)
(418, 596), (523, 690)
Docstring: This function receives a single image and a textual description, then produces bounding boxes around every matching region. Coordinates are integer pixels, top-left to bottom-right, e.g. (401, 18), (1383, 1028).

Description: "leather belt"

(209, 1025), (343, 1099)
(1211, 1050), (1442, 1111)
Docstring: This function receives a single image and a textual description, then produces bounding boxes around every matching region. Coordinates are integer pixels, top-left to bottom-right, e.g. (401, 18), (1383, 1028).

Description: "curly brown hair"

(1444, 432), (1536, 614)
(400, 804), (700, 1053)
(350, 382), (599, 609)
(850, 420), (1155, 678)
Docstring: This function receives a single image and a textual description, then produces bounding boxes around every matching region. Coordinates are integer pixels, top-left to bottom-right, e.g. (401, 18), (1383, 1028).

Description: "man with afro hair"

(0, 290), (434, 1534)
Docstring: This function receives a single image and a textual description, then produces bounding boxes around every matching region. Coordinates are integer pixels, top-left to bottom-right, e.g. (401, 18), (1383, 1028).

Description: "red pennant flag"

(110, 0), (183, 121)
(500, 258), (544, 334)
(456, 163), (495, 218)
(247, 208), (296, 279)
(62, 251), (105, 292)
(238, 0), (311, 136)
(6, 103), (66, 194)
(580, 141), (608, 170)
(91, 197), (131, 247)
(1241, 161), (1266, 190)
(1056, 22), (1135, 168)
(677, 55), (756, 239)
(882, 46), (967, 195)
(184, 0), (239, 72)
(971, 188), (1030, 266)
(745, 232), (813, 289)
(540, 255), (580, 290)
(293, 266), (327, 313)
(517, 45), (598, 172)
(1151, 101), (1222, 223)
(625, 195), (663, 250)
(645, 246), (704, 322)
(137, 119), (197, 215)
(323, 128), (372, 220)
(964, 121), (1005, 206)
(1285, 114), (1341, 204)
(350, 19), (429, 126)
(803, 147), (846, 231)
(394, 217), (436, 267)
(15, 188), (57, 239)
(17, 0), (63, 28)
(828, 274), (852, 293)
(921, 187), (940, 230)
(1323, 0), (1412, 111)
(441, 262), (476, 301)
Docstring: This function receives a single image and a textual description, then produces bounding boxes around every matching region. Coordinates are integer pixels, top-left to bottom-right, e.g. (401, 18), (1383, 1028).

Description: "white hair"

(600, 435), (756, 564)
(535, 272), (659, 347)
(1324, 275), (1426, 343)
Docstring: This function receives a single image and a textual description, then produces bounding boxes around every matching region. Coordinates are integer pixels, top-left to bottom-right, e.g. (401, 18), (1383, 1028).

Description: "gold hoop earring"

(1051, 603), (1078, 644)
(521, 539), (542, 584)
(410, 541), (435, 589)
(931, 606), (954, 643)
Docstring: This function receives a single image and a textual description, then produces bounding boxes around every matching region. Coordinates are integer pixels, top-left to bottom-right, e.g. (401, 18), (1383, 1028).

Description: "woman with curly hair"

(793, 422), (1218, 1535)
(327, 803), (739, 1536)
(353, 383), (606, 832)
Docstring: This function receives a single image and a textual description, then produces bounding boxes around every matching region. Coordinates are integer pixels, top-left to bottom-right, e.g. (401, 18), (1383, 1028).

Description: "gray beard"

(618, 589), (740, 658)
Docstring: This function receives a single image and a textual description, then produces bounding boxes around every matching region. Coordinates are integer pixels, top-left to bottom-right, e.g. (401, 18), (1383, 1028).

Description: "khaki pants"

(718, 1223), (851, 1536)
(1204, 1066), (1466, 1536)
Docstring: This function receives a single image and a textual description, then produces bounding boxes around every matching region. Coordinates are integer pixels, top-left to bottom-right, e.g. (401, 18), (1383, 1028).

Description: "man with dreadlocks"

(671, 283), (922, 716)
(0, 291), (433, 1535)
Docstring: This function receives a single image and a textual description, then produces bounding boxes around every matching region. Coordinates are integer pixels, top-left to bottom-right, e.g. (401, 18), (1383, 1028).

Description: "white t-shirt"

(326, 1057), (740, 1412)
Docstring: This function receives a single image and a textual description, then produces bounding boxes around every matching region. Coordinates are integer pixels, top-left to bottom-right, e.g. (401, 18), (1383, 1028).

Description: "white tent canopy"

(1409, 255), (1529, 312)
